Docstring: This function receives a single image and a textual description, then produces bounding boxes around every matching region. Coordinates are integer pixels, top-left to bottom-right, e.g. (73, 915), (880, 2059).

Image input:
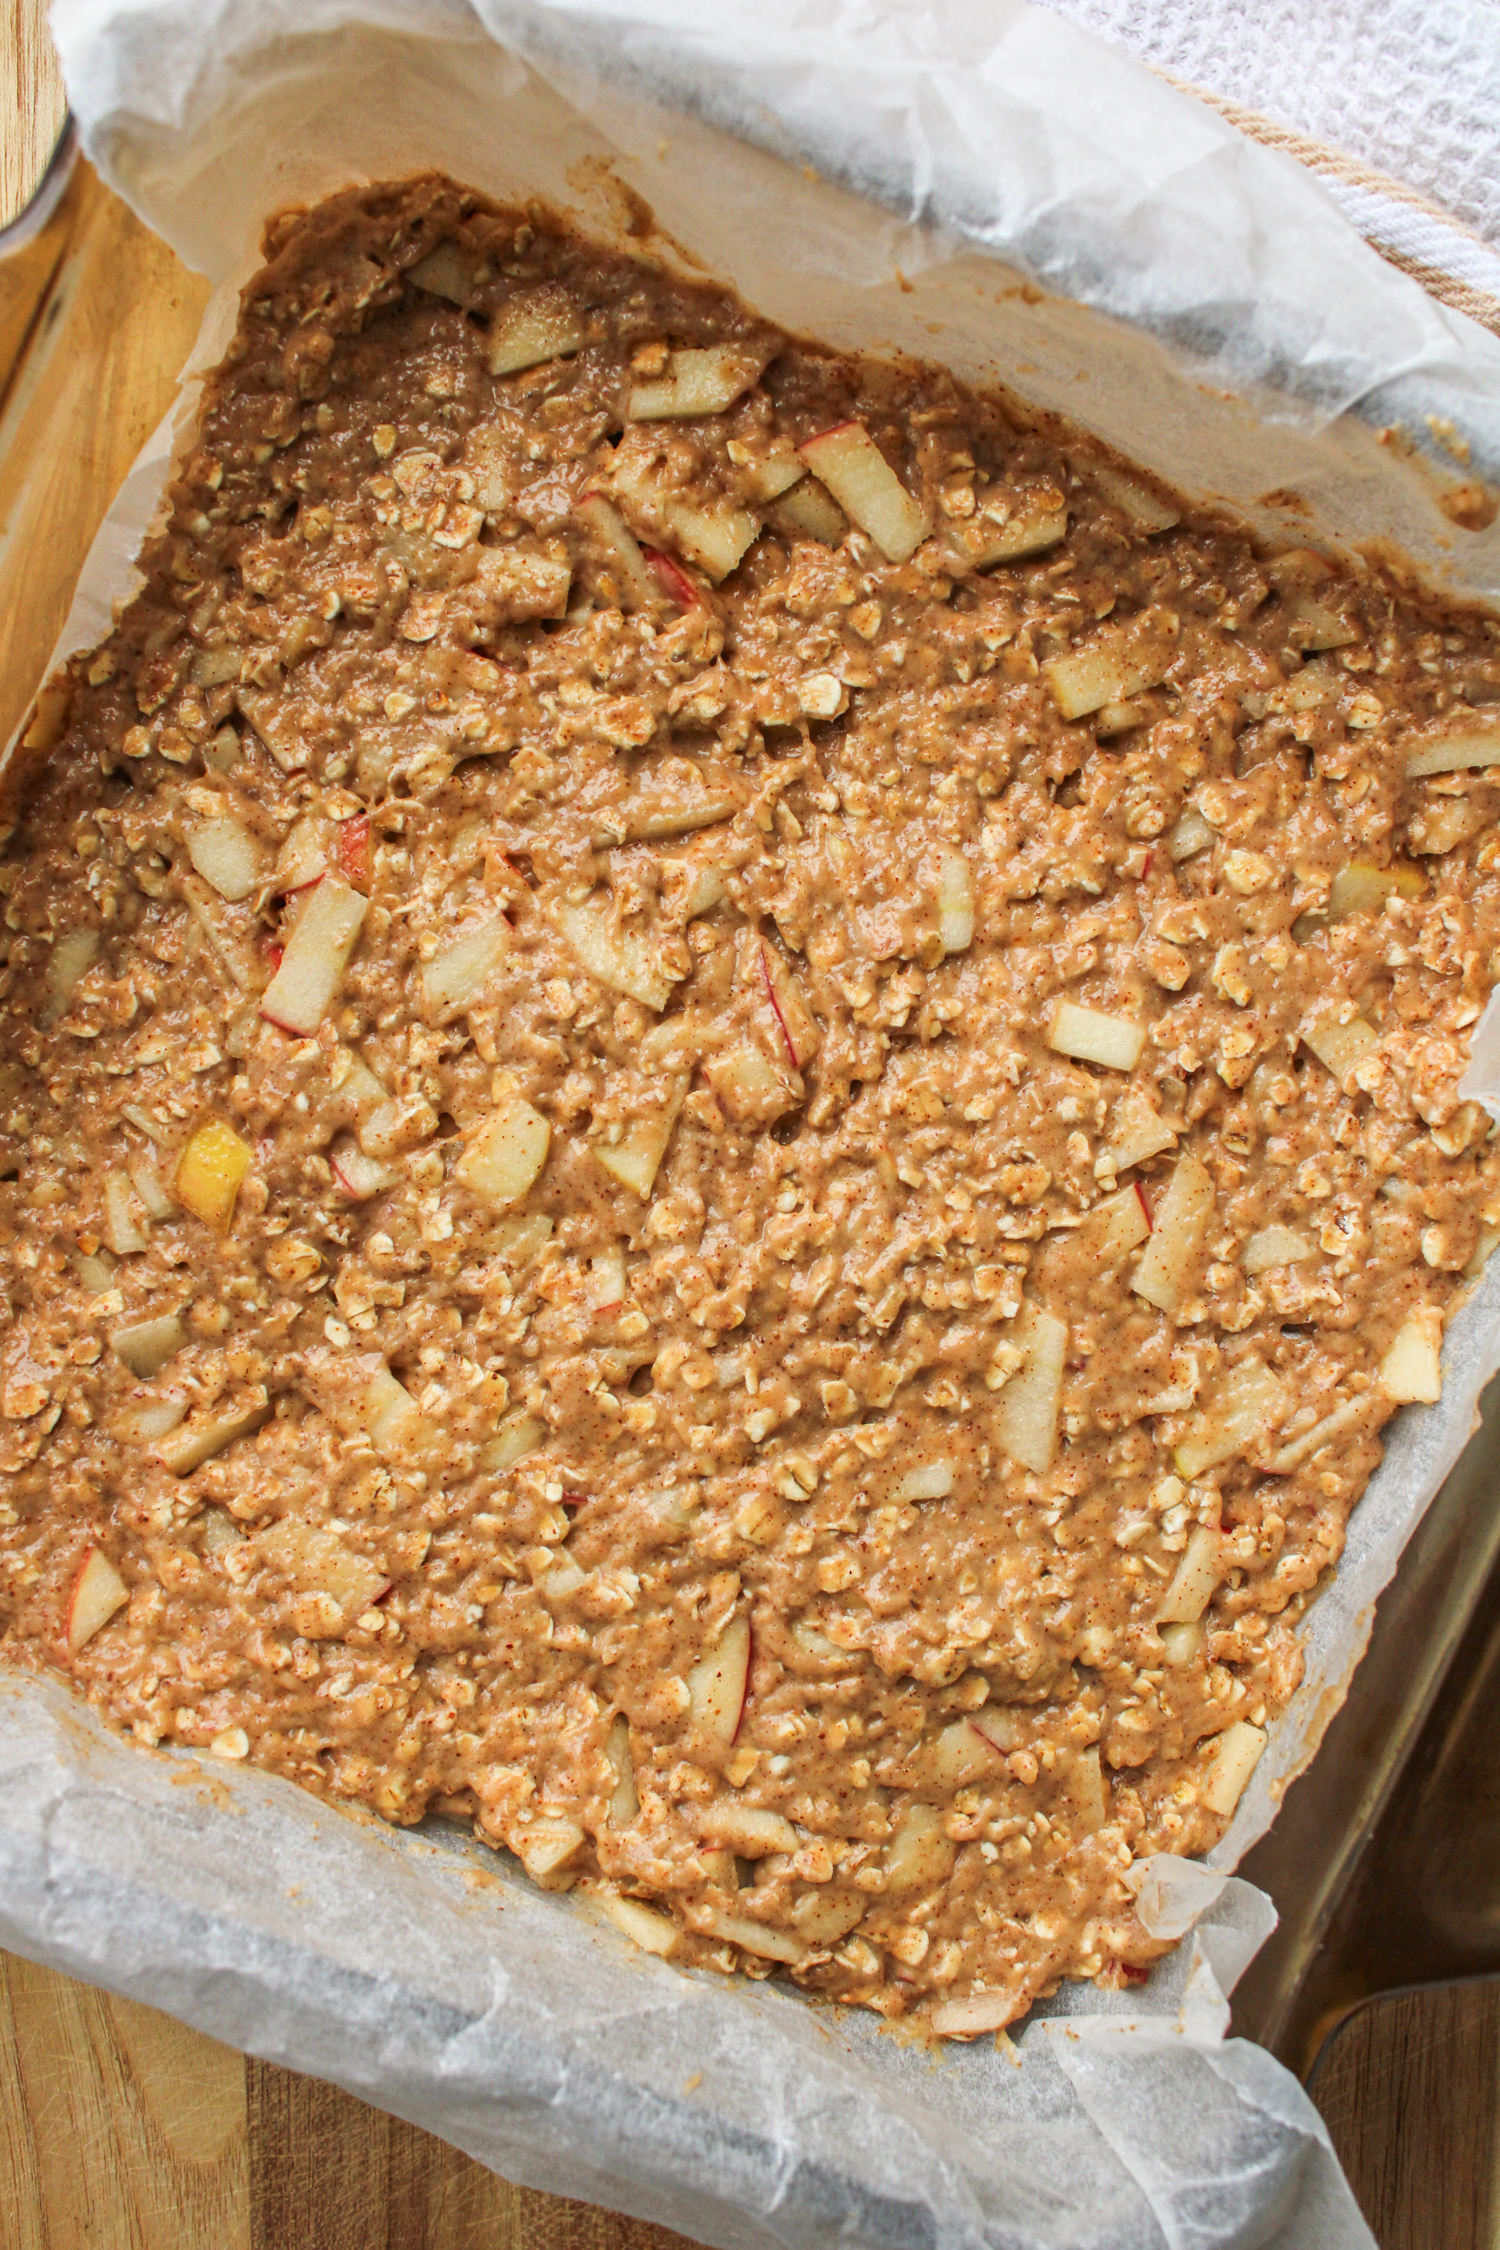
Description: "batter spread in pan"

(3, 176), (1499, 2036)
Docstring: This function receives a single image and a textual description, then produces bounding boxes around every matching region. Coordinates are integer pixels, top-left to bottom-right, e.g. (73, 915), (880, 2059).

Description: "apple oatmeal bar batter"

(4, 175), (1500, 2037)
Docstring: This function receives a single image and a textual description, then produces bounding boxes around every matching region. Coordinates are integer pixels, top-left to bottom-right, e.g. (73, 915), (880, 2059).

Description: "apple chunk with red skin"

(260, 877), (368, 1037)
(798, 422), (931, 565)
(759, 946), (820, 1069)
(688, 1614), (751, 1747)
(65, 1547), (130, 1653)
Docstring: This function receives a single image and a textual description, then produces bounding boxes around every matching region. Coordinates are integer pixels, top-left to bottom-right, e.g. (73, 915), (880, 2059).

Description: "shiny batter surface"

(3, 175), (1500, 2038)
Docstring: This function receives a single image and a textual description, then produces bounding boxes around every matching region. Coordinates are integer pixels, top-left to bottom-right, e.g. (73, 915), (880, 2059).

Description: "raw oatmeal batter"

(3, 175), (1500, 2038)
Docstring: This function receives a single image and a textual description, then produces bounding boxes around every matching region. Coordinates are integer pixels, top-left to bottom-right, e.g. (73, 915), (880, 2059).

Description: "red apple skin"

(643, 548), (698, 610)
(760, 947), (798, 1070)
(1134, 1181), (1153, 1230)
(264, 939), (284, 971)
(337, 814), (372, 893)
(803, 419), (858, 444)
(733, 1622), (755, 1744)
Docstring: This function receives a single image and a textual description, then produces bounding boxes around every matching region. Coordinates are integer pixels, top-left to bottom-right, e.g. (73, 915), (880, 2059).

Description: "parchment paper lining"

(11, 1), (1500, 2240)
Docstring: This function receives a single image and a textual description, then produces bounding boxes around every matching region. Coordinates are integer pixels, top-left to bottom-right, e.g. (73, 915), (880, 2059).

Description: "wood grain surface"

(0, 0), (64, 228)
(1308, 1977), (1500, 2249)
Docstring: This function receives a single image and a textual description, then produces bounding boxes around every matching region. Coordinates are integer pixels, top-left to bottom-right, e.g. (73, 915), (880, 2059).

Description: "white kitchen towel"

(1040, 0), (1500, 331)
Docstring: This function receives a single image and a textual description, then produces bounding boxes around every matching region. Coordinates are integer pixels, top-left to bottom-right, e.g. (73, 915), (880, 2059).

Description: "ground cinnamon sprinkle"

(3, 173), (1499, 2036)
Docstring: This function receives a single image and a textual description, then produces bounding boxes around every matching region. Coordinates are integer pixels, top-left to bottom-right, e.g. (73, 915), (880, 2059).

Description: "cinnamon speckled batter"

(4, 174), (1500, 2037)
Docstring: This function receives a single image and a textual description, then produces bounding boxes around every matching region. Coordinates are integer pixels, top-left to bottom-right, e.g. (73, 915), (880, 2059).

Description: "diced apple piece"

(1201, 1719), (1267, 1818)
(703, 1042), (798, 1128)
(1044, 622), (1176, 720)
(330, 1045), (389, 1122)
(688, 1614), (751, 1747)
(759, 946), (820, 1069)
(1327, 862), (1424, 920)
(1303, 1013), (1378, 1082)
(968, 1705), (1022, 1758)
(102, 1168), (149, 1256)
(273, 816), (332, 893)
(513, 1816), (587, 1887)
(700, 1907), (808, 1965)
(594, 791), (740, 846)
(455, 1094), (550, 1210)
(883, 1802), (956, 1898)
(43, 929), (100, 1024)
(126, 1151), (174, 1220)
(1282, 592), (1357, 652)
(1159, 1620), (1204, 1668)
(1079, 1184), (1152, 1267)
(1242, 1224), (1312, 1275)
(995, 1303), (1067, 1474)
(937, 852), (974, 955)
(1173, 1358), (1287, 1480)
(699, 1802), (800, 1857)
(610, 451), (758, 584)
(181, 874), (265, 996)
(628, 345), (764, 421)
(587, 1244), (627, 1311)
(926, 1720), (1004, 1792)
(641, 548), (698, 609)
(187, 816), (266, 903)
(1089, 463), (1180, 532)
(955, 486), (1067, 570)
(798, 422), (930, 565)
(158, 1397), (273, 1476)
(770, 479), (847, 546)
(119, 1394), (188, 1447)
(65, 1548), (129, 1653)
(931, 1991), (1024, 2038)
(363, 1364), (432, 1460)
(1050, 999), (1146, 1073)
(592, 1080), (688, 1200)
(259, 1516), (391, 1613)
(1132, 1150), (1214, 1313)
(489, 1213), (553, 1265)
(1095, 699), (1150, 738)
(174, 1119), (253, 1232)
(1156, 1525), (1224, 1625)
(1105, 1091), (1177, 1171)
(260, 878), (367, 1037)
(336, 814), (372, 894)
(667, 498), (758, 583)
(73, 1248), (115, 1294)
(605, 1715), (639, 1826)
(1380, 1306), (1443, 1404)
(110, 1312), (186, 1379)
(488, 284), (585, 376)
(1060, 1746), (1108, 1835)
(739, 450), (805, 504)
(596, 1891), (680, 1955)
(574, 499), (660, 623)
(554, 899), (679, 1012)
(789, 1888), (866, 1945)
(420, 915), (510, 1024)
(408, 241), (477, 304)
(895, 1459), (955, 1503)
(1405, 723), (1500, 778)
(483, 1410), (546, 1474)
(1168, 806), (1216, 862)
(330, 1137), (396, 1201)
